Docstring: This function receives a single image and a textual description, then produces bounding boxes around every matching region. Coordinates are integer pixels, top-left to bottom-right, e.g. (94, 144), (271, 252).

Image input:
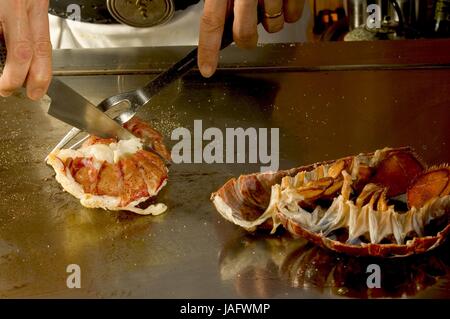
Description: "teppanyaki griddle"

(0, 41), (449, 298)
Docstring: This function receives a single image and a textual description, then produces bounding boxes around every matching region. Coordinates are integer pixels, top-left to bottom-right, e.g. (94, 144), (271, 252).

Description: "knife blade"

(47, 78), (135, 141)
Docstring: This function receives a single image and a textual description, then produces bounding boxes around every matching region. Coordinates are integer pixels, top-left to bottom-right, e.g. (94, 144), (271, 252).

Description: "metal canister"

(346, 0), (367, 30)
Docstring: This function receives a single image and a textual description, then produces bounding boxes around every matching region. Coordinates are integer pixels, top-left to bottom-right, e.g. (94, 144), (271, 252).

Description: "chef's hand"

(198, 0), (305, 78)
(0, 0), (52, 101)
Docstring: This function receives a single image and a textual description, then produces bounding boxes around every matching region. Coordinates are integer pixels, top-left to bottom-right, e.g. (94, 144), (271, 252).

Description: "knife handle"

(0, 35), (6, 74)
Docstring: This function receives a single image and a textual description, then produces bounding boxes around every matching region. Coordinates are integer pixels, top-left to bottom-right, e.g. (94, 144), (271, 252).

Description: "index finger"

(198, 0), (228, 78)
(26, 0), (52, 101)
(0, 1), (34, 96)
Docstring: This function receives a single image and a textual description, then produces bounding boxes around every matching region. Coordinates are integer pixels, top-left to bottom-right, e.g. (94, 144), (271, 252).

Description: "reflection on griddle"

(219, 233), (450, 298)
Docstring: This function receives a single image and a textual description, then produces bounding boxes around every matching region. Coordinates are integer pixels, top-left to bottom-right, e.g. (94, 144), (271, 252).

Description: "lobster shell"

(278, 208), (450, 258)
(212, 147), (450, 257)
(211, 164), (321, 230)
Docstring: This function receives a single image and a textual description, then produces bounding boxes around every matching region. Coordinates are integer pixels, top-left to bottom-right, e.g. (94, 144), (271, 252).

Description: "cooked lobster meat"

(211, 147), (450, 257)
(47, 118), (170, 215)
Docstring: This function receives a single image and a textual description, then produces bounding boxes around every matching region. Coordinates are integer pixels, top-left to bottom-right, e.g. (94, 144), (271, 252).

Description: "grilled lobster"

(47, 118), (171, 215)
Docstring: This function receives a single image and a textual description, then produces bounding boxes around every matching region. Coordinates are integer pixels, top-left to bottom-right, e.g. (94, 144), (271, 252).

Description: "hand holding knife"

(0, 17), (235, 143)
(0, 19), (235, 165)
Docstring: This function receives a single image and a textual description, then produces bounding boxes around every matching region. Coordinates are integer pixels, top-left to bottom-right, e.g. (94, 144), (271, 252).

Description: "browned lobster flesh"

(47, 117), (171, 215)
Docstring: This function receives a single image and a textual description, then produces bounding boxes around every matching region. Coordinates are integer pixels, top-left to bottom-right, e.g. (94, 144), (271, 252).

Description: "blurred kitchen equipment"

(433, 0), (450, 36)
(106, 0), (175, 27)
(48, 0), (201, 27)
(311, 0), (350, 41)
(313, 0), (347, 35)
(345, 0), (431, 39)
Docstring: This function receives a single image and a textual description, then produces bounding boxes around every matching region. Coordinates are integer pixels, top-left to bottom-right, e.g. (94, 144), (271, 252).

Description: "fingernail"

(30, 88), (44, 101)
(201, 64), (214, 78)
(0, 90), (13, 97)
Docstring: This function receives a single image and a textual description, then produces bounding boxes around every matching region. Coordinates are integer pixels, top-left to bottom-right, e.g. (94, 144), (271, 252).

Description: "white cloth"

(50, 2), (310, 49)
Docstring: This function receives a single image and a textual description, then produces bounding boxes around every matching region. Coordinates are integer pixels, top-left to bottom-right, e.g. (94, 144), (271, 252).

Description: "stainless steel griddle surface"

(0, 42), (449, 298)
